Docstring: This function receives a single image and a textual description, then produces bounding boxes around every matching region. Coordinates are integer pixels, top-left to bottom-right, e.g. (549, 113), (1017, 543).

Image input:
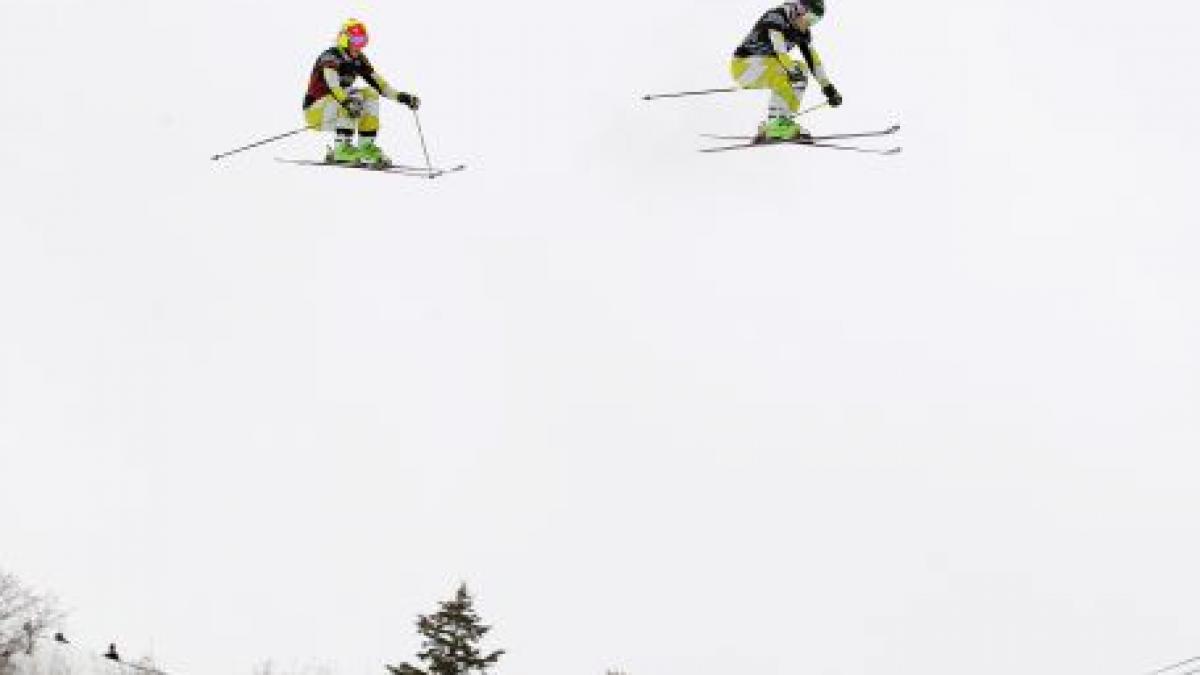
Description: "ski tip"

(885, 147), (903, 155)
(888, 124), (901, 133)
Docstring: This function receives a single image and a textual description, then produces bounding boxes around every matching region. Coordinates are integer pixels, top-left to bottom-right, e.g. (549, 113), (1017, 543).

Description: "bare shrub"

(0, 569), (65, 658)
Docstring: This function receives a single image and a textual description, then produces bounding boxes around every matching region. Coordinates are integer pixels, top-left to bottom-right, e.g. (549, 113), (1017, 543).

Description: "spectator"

(54, 632), (68, 644)
(105, 643), (120, 661)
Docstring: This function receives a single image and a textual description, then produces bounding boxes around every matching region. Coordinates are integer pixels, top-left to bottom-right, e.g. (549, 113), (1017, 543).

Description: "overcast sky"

(2, 0), (1198, 674)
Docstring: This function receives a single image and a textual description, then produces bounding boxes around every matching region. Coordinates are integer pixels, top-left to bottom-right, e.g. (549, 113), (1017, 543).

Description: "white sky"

(1, 0), (1198, 673)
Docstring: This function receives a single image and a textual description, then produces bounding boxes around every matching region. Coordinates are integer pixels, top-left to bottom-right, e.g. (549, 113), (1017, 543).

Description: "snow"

(3, 641), (161, 675)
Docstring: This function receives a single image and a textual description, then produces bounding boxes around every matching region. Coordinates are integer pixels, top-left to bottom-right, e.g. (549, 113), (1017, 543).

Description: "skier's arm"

(798, 41), (831, 88)
(768, 30), (797, 70)
(322, 67), (352, 103)
(365, 72), (420, 109)
(799, 41), (842, 106)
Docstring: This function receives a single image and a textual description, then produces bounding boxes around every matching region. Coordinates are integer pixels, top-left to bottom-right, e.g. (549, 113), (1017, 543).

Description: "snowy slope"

(3, 642), (162, 675)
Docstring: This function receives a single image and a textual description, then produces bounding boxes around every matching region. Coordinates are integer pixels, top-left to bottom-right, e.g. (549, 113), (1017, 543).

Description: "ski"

(275, 157), (466, 178)
(701, 124), (900, 143)
(699, 139), (901, 155)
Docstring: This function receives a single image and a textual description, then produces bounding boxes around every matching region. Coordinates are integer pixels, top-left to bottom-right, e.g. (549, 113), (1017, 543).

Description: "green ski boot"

(357, 138), (392, 168)
(326, 139), (362, 165)
(759, 117), (811, 142)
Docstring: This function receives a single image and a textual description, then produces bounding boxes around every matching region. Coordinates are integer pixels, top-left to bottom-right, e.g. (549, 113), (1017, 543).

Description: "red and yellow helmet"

(337, 19), (369, 51)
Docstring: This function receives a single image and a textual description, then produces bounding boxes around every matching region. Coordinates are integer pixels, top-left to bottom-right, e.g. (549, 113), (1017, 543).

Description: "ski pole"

(211, 125), (314, 161)
(642, 87), (741, 101)
(411, 109), (435, 178)
(797, 101), (829, 117)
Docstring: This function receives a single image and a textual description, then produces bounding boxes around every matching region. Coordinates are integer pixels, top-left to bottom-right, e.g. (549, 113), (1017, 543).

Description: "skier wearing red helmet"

(303, 19), (421, 167)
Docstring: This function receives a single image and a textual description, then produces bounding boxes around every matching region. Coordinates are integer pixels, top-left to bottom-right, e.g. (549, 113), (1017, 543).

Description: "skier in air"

(731, 0), (843, 141)
(303, 19), (421, 167)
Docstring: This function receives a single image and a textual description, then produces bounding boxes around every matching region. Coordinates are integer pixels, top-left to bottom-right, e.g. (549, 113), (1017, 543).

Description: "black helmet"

(785, 0), (825, 24)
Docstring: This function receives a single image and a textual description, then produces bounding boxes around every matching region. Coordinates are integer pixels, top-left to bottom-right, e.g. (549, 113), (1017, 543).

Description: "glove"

(787, 65), (809, 84)
(822, 83), (843, 107)
(341, 95), (364, 118)
(396, 92), (421, 110)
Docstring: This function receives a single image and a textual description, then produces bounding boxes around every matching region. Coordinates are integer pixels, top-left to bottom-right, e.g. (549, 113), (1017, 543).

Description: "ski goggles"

(347, 33), (368, 49)
(786, 2), (822, 25)
(794, 8), (822, 26)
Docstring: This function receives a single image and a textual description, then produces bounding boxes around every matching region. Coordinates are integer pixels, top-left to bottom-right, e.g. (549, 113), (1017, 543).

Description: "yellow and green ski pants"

(303, 87), (382, 135)
(730, 55), (807, 118)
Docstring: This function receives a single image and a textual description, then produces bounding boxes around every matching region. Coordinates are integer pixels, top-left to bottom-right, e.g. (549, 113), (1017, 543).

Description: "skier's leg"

(304, 95), (342, 131)
(731, 57), (802, 140)
(353, 88), (390, 166)
(782, 69), (810, 137)
(767, 92), (791, 119)
(305, 95), (358, 162)
(355, 87), (382, 138)
(730, 56), (771, 90)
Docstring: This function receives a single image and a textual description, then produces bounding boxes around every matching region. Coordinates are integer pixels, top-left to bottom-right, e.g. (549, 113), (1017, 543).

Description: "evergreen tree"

(387, 584), (504, 675)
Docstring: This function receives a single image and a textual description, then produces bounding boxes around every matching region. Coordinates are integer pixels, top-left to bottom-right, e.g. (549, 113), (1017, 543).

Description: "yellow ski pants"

(730, 56), (807, 117)
(303, 87), (382, 134)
